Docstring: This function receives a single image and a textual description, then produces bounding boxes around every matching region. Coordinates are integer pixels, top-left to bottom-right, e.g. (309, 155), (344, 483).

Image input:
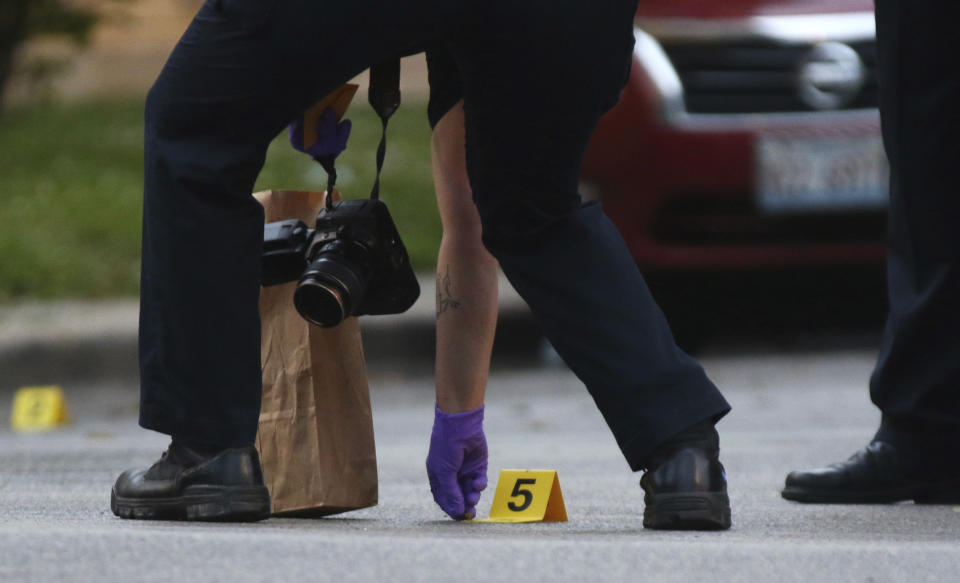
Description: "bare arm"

(431, 100), (499, 413)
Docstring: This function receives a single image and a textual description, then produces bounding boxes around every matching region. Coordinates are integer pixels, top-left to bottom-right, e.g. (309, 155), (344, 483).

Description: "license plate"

(755, 134), (889, 213)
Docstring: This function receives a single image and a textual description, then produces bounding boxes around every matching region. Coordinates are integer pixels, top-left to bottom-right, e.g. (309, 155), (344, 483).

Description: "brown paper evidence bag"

(253, 189), (378, 517)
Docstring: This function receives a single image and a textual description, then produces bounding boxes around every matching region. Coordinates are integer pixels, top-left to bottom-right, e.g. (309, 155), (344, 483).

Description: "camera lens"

(293, 243), (369, 327)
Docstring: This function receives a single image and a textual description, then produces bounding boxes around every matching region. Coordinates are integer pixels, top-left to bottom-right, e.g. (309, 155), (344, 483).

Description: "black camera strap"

(367, 59), (401, 201)
(317, 60), (400, 210)
(316, 155), (338, 211)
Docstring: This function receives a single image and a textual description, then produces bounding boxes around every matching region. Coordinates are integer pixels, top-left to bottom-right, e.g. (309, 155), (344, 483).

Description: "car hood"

(637, 0), (873, 19)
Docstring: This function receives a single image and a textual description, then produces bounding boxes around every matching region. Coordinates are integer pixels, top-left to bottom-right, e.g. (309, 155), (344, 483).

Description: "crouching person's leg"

(453, 0), (732, 529)
(480, 202), (732, 530)
(112, 0), (399, 521)
(112, 5), (295, 522)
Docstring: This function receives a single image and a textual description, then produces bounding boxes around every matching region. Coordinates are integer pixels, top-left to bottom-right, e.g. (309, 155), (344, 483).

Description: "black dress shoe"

(640, 428), (731, 530)
(782, 441), (960, 504)
(111, 442), (271, 521)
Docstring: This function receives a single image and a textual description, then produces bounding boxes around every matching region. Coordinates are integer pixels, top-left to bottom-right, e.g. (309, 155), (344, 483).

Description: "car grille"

(660, 41), (879, 114)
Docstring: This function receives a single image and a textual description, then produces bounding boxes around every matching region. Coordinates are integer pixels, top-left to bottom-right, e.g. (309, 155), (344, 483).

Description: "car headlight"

(633, 27), (685, 118)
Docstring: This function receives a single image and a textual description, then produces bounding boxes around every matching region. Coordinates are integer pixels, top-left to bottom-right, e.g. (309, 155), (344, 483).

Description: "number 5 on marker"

(485, 470), (567, 523)
(507, 478), (537, 511)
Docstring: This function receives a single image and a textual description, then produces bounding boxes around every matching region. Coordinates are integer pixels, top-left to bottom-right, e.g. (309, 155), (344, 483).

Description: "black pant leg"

(450, 0), (730, 469)
(138, 0), (444, 445)
(492, 204), (730, 469)
(870, 0), (960, 445)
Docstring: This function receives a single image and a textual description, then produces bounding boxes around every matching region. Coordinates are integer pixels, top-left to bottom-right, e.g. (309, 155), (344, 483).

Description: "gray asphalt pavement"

(2, 347), (958, 582)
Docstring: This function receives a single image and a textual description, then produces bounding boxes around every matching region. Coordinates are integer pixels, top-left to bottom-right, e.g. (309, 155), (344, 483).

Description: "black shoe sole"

(111, 485), (271, 522)
(643, 492), (731, 530)
(781, 478), (960, 504)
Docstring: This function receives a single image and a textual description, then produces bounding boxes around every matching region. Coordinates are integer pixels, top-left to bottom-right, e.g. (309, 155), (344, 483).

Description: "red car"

(582, 0), (887, 272)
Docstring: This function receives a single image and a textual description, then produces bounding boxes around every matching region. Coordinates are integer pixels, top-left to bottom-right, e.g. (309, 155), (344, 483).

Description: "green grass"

(0, 97), (441, 302)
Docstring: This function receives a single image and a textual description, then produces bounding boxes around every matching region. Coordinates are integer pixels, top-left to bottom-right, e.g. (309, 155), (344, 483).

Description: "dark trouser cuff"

(874, 414), (960, 458)
(140, 401), (256, 449)
(620, 394), (731, 472)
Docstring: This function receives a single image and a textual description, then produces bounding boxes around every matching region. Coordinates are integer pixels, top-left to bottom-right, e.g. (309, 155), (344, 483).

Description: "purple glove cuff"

(432, 404), (484, 435)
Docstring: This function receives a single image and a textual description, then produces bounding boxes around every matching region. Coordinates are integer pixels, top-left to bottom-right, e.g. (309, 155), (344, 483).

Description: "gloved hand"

(288, 108), (351, 159)
(426, 404), (488, 520)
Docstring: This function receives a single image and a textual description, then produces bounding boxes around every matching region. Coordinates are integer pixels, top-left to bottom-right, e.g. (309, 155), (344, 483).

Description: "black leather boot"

(782, 441), (960, 504)
(640, 421), (731, 530)
(111, 442), (271, 521)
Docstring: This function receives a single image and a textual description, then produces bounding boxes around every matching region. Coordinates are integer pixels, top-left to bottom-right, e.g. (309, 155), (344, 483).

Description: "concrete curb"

(0, 273), (545, 390)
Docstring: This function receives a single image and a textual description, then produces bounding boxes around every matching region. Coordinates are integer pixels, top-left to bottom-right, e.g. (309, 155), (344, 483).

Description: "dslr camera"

(261, 198), (420, 327)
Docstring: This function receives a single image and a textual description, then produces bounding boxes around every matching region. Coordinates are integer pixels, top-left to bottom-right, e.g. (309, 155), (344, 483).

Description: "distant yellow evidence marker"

(11, 386), (69, 432)
(474, 469), (567, 523)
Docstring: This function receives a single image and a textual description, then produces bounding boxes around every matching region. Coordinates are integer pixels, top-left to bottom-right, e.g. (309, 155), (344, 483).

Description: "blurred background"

(0, 0), (890, 353)
(0, 0), (440, 297)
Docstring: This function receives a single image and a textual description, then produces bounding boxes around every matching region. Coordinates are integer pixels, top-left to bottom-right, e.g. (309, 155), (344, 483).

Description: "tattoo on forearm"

(436, 266), (462, 317)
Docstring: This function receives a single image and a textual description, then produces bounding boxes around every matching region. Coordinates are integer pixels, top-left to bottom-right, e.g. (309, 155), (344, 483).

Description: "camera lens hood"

(294, 256), (366, 327)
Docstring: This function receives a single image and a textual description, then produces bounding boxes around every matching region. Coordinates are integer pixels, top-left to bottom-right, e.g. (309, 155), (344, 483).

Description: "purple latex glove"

(288, 108), (352, 159)
(426, 404), (488, 520)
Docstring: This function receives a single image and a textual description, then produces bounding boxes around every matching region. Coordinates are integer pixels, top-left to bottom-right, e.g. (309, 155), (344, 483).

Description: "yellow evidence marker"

(477, 469), (567, 523)
(11, 385), (69, 432)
